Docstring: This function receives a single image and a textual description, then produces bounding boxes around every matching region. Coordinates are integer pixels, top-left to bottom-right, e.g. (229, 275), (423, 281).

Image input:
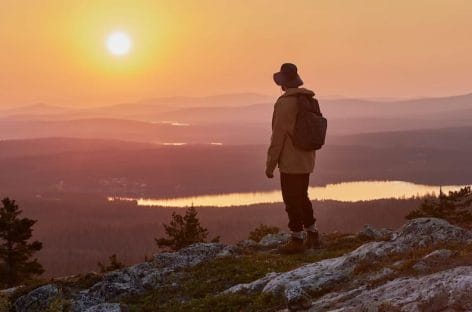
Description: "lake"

(108, 180), (466, 208)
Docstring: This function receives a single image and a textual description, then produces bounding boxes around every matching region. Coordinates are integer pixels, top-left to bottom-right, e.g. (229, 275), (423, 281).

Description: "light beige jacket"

(266, 88), (316, 174)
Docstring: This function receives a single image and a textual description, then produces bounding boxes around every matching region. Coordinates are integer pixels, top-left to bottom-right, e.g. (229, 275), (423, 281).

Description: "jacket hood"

(280, 88), (315, 98)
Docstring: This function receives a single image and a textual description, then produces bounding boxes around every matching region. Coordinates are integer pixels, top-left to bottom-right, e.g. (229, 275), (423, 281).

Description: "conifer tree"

(97, 254), (124, 273)
(0, 198), (44, 287)
(155, 206), (210, 251)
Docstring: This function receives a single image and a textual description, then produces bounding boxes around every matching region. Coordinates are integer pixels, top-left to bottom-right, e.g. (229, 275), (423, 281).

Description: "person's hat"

(273, 63), (303, 88)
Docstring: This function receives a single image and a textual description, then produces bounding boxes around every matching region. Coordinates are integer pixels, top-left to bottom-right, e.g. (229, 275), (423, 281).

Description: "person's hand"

(265, 169), (274, 179)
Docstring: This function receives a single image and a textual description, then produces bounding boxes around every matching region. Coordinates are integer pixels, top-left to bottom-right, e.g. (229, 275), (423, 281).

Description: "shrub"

(407, 186), (472, 228)
(98, 254), (125, 273)
(0, 293), (12, 312)
(248, 224), (280, 242)
(155, 206), (216, 251)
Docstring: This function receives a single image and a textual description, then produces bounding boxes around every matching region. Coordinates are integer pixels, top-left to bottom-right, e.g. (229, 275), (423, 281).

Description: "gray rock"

(88, 269), (142, 301)
(308, 266), (472, 311)
(224, 272), (281, 294)
(225, 218), (472, 310)
(84, 243), (230, 305)
(358, 224), (393, 240)
(15, 284), (59, 312)
(0, 286), (21, 296)
(413, 249), (457, 272)
(85, 303), (126, 312)
(70, 291), (104, 312)
(140, 269), (172, 290)
(259, 233), (291, 249)
(217, 245), (241, 257)
(285, 286), (312, 311)
(87, 244), (231, 302)
(422, 249), (456, 264)
(237, 239), (258, 249)
(153, 243), (228, 270)
(366, 267), (395, 282)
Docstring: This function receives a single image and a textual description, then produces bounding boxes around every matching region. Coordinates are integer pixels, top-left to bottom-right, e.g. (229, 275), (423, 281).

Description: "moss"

(131, 293), (284, 312)
(0, 293), (12, 312)
(44, 294), (71, 312)
(125, 233), (365, 311)
(7, 280), (46, 307)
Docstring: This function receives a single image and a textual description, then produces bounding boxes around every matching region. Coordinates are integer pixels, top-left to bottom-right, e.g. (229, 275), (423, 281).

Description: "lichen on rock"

(224, 218), (472, 311)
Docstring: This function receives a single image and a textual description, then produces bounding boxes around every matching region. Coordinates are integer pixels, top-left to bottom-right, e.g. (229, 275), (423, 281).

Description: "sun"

(106, 32), (132, 56)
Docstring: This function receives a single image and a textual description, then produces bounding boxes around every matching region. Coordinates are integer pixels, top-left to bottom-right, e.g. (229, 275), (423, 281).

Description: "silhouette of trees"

(97, 254), (125, 273)
(0, 198), (44, 287)
(248, 224), (280, 242)
(155, 206), (215, 251)
(407, 186), (472, 228)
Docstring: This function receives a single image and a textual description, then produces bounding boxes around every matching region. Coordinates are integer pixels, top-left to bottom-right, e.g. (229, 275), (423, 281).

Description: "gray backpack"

(290, 95), (327, 151)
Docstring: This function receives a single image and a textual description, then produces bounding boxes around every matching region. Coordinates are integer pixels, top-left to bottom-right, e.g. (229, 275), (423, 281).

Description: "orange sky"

(1, 0), (471, 107)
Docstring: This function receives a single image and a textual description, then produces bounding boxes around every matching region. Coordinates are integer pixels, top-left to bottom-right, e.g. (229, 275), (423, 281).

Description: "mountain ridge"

(4, 216), (472, 311)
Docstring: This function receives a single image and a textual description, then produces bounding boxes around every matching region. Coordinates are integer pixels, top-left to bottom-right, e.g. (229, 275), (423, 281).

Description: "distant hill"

(1, 129), (471, 199)
(2, 92), (471, 126)
(87, 92), (472, 124)
(0, 137), (155, 159)
(1, 103), (71, 114)
(322, 92), (472, 118)
(329, 126), (472, 149)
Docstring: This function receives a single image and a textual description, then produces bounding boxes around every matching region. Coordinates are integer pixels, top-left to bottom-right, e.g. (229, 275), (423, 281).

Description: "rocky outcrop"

(15, 243), (235, 312)
(13, 217), (472, 312)
(258, 233), (291, 249)
(308, 266), (472, 311)
(412, 249), (457, 272)
(237, 233), (291, 251)
(357, 224), (393, 240)
(225, 218), (472, 311)
(84, 303), (126, 312)
(14, 284), (59, 312)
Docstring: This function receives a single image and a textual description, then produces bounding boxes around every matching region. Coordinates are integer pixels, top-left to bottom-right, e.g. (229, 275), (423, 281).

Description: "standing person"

(265, 63), (321, 254)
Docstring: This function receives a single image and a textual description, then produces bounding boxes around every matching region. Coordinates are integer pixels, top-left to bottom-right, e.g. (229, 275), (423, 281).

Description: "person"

(265, 63), (321, 254)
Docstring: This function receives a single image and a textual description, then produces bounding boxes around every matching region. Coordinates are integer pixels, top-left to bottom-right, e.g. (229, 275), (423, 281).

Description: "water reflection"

(108, 181), (465, 208)
(162, 142), (187, 146)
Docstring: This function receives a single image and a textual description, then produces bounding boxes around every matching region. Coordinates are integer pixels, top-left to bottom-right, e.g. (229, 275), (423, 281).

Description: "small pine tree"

(97, 254), (125, 273)
(248, 224), (280, 242)
(0, 198), (44, 287)
(155, 206), (210, 251)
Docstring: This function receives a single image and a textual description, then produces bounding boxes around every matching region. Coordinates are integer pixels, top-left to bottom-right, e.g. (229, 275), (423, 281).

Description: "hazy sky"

(1, 0), (471, 107)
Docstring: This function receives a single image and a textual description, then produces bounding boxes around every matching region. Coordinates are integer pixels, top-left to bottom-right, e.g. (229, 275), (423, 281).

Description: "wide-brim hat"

(273, 63), (303, 88)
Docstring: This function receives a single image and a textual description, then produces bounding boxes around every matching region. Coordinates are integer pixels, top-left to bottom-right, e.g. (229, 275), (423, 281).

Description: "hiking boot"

(278, 237), (305, 254)
(305, 230), (321, 249)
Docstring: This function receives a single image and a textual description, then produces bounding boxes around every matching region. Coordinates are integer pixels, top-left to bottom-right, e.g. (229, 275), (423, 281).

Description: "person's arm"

(266, 100), (290, 176)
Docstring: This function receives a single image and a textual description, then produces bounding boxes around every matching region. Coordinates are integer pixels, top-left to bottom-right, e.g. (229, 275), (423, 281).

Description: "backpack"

(290, 95), (327, 151)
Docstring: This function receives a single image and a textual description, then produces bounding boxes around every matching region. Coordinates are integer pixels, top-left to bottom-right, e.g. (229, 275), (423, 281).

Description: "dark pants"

(280, 173), (316, 232)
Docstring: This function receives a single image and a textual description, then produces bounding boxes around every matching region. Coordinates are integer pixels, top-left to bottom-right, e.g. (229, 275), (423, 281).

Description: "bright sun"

(106, 32), (132, 56)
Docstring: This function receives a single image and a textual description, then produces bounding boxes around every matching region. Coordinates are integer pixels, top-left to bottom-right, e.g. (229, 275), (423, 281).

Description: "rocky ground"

(3, 217), (472, 312)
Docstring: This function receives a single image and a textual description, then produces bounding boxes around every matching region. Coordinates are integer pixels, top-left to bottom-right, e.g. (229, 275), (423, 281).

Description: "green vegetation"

(0, 293), (12, 312)
(0, 198), (44, 288)
(43, 293), (71, 312)
(127, 233), (365, 311)
(155, 206), (218, 251)
(248, 224), (280, 242)
(407, 186), (472, 229)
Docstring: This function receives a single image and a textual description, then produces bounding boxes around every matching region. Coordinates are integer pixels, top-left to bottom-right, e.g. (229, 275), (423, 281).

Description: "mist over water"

(109, 181), (465, 208)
